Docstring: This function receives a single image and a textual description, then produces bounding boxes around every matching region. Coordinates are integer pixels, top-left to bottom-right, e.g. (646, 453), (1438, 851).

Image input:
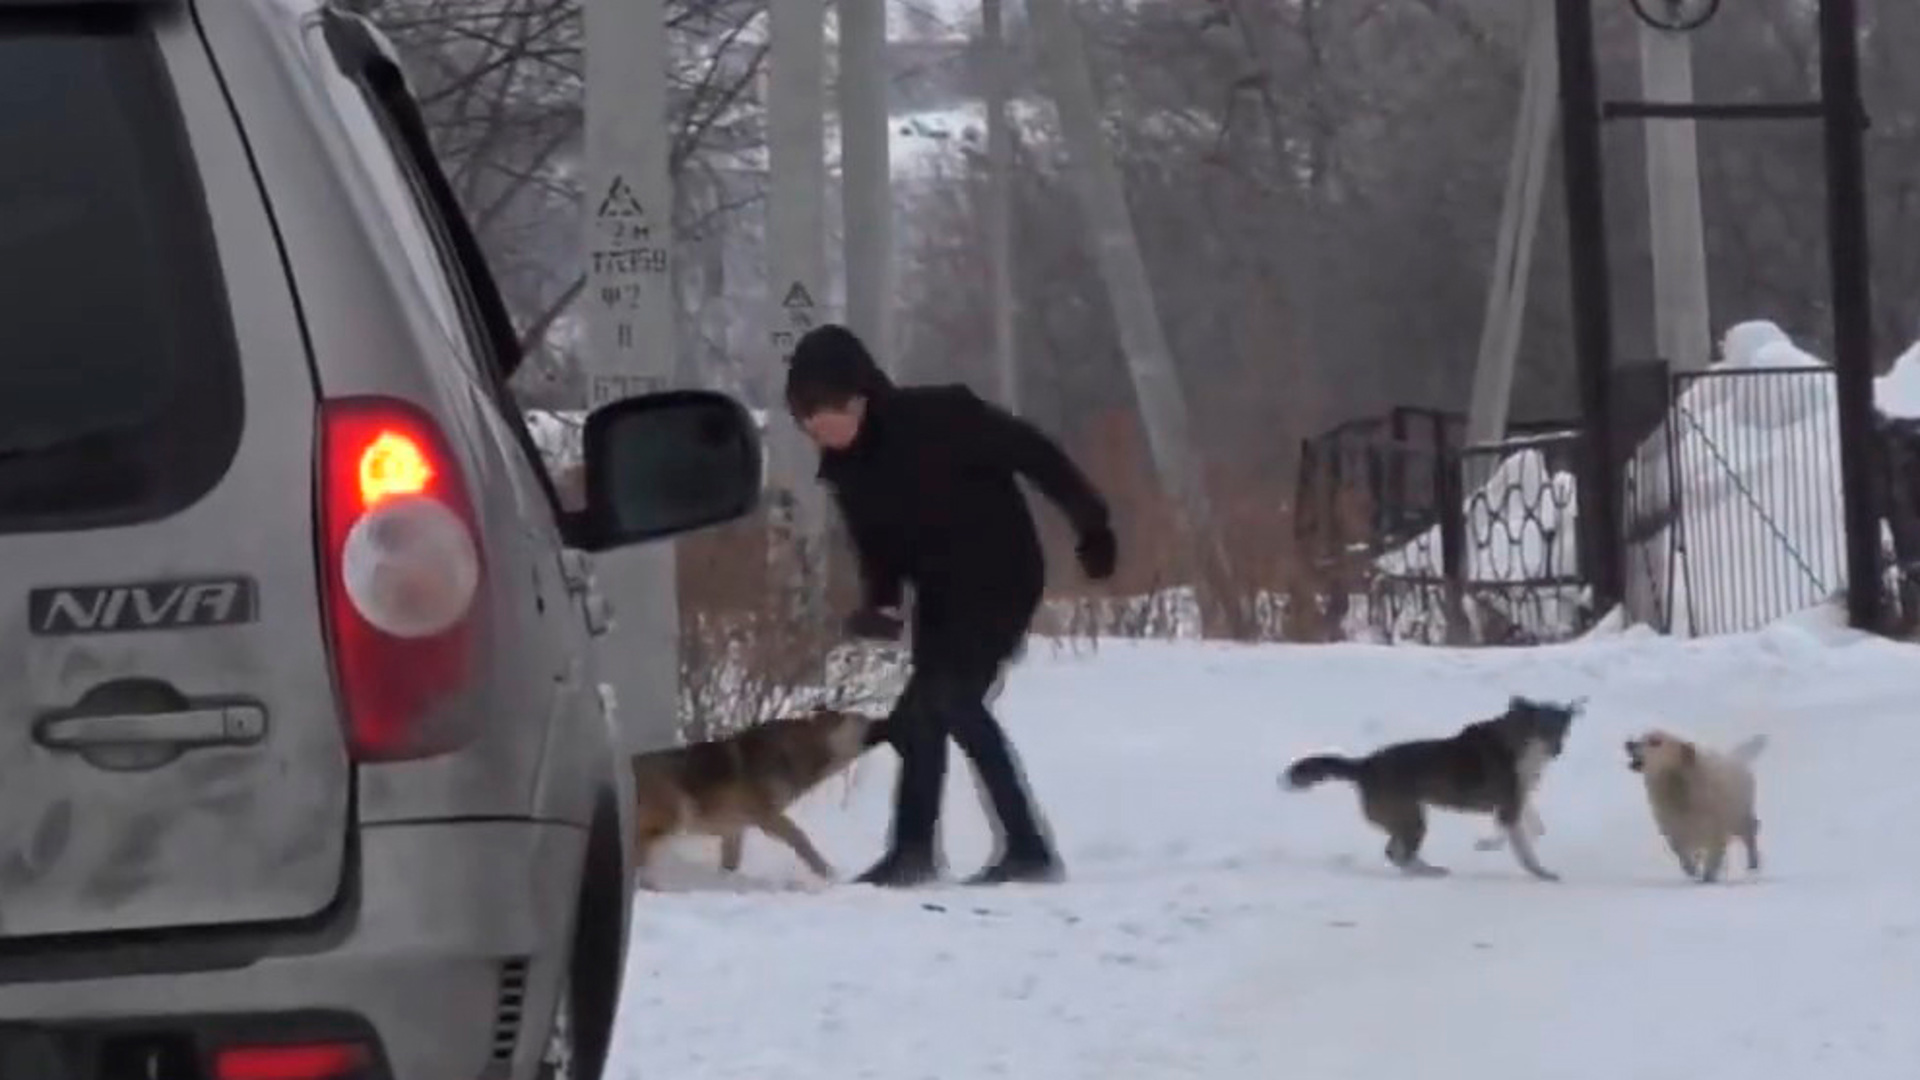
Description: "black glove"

(844, 607), (905, 641)
(1076, 524), (1117, 581)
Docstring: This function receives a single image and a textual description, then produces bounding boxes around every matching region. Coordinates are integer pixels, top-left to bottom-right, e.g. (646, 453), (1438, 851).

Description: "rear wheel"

(544, 794), (626, 1080)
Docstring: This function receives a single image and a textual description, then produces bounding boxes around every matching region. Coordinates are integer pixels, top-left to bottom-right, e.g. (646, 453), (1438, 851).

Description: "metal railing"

(1293, 406), (1460, 561)
(1295, 410), (1593, 645)
(1367, 429), (1589, 645)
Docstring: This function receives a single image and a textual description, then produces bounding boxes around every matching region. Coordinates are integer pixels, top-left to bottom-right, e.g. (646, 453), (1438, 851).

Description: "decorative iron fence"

(1455, 430), (1587, 641)
(1296, 409), (1594, 645)
(1369, 429), (1589, 644)
(1293, 406), (1460, 561)
(1293, 408), (1460, 639)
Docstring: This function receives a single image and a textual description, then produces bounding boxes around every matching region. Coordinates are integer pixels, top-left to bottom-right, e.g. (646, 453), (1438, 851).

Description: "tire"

(546, 793), (626, 1080)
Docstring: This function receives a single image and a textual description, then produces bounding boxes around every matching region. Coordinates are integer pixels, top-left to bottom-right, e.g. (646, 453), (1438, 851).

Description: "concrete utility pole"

(1029, 0), (1248, 638)
(1465, 1), (1559, 451)
(766, 0), (833, 608)
(983, 0), (1019, 411)
(582, 0), (682, 752)
(838, 0), (893, 369)
(1637, 20), (1713, 374)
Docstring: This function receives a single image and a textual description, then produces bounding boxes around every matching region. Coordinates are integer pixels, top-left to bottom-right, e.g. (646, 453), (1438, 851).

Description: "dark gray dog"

(1283, 696), (1583, 882)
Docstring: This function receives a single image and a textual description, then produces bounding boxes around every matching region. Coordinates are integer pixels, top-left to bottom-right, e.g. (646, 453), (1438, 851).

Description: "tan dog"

(629, 708), (890, 887)
(1624, 729), (1766, 883)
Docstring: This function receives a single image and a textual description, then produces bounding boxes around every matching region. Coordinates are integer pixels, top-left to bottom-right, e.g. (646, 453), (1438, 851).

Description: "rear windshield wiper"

(0, 428), (119, 464)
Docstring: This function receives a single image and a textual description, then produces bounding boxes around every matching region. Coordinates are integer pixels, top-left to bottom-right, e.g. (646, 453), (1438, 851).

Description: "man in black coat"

(785, 325), (1117, 886)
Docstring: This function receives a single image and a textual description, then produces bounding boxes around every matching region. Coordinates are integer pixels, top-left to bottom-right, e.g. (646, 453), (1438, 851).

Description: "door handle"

(35, 704), (268, 753)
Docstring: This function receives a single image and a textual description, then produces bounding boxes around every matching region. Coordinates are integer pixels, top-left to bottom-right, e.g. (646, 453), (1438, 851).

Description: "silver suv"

(0, 3), (760, 1079)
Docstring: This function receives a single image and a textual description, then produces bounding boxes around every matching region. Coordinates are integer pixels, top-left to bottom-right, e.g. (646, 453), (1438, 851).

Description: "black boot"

(862, 690), (946, 888)
(965, 844), (1064, 886)
(855, 847), (941, 888)
(942, 686), (1061, 886)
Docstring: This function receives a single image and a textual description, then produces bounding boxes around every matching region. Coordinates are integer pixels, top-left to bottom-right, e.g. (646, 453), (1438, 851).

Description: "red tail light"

(320, 397), (486, 762)
(215, 1042), (372, 1080)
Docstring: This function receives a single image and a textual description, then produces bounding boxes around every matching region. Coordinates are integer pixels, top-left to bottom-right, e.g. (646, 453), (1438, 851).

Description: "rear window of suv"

(0, 9), (243, 533)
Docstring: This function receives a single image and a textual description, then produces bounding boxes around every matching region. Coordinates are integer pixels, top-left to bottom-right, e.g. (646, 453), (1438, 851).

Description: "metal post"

(1818, 0), (1883, 630)
(1553, 0), (1624, 619)
(1437, 438), (1469, 644)
(838, 0), (893, 365)
(582, 0), (681, 753)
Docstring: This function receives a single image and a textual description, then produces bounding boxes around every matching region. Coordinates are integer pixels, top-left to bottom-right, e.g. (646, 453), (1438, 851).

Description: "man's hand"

(1076, 525), (1117, 581)
(844, 606), (905, 641)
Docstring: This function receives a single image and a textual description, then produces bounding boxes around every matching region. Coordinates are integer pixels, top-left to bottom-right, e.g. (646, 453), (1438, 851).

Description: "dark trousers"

(882, 656), (1050, 861)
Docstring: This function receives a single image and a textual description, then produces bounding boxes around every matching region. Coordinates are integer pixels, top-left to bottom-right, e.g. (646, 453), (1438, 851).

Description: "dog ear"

(1508, 694), (1527, 711)
(1678, 741), (1697, 765)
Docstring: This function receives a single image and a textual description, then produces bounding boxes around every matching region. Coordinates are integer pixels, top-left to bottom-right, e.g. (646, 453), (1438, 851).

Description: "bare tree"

(364, 0), (773, 395)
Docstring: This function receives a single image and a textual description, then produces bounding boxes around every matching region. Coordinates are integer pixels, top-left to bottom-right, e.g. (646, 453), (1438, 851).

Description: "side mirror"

(567, 389), (762, 551)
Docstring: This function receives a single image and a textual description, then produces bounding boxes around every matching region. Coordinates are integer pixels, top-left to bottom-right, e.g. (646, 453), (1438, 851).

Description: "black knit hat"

(784, 324), (895, 418)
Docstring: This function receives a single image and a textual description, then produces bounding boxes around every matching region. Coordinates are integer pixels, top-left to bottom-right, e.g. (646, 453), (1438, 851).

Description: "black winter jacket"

(818, 384), (1111, 670)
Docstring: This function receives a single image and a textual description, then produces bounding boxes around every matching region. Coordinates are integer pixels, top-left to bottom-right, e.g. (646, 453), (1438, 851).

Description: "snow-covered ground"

(606, 615), (1920, 1079)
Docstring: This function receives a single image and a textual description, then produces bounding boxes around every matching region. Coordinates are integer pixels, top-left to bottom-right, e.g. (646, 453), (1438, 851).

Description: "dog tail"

(1728, 733), (1768, 765)
(1283, 754), (1365, 791)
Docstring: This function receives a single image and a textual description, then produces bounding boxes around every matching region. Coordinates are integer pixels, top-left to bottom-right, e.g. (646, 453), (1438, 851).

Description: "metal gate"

(1655, 366), (1846, 635)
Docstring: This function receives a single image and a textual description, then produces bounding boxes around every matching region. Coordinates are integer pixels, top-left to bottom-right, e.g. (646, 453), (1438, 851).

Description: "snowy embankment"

(609, 620), (1920, 1079)
(1376, 321), (1920, 639)
(1879, 337), (1920, 420)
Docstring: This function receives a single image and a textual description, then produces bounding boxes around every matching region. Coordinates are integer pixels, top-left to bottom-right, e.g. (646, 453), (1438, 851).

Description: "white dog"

(1624, 730), (1767, 883)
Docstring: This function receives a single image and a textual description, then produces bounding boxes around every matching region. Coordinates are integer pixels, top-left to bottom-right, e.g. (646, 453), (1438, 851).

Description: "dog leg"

(1496, 805), (1559, 882)
(1386, 837), (1449, 876)
(1384, 811), (1448, 877)
(719, 830), (745, 873)
(760, 811), (837, 880)
(1397, 853), (1451, 877)
(1503, 825), (1560, 882)
(1474, 804), (1546, 852)
(1740, 816), (1761, 874)
(1698, 839), (1728, 884)
(1662, 834), (1699, 880)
